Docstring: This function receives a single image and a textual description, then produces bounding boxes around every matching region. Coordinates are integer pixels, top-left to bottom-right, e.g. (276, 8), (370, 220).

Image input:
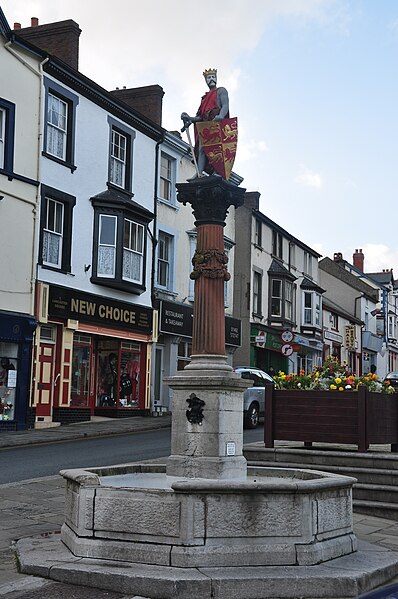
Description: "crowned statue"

(181, 69), (238, 181)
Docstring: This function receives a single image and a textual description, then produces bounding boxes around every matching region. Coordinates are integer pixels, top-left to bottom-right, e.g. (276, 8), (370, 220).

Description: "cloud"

(238, 140), (269, 162)
(2, 0), (349, 117)
(294, 166), (323, 189)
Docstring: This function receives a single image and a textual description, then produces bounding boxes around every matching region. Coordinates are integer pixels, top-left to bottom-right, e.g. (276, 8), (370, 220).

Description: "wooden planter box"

(264, 385), (398, 452)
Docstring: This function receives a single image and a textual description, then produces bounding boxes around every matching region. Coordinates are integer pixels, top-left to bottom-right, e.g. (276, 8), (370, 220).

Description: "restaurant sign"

(159, 300), (241, 347)
(48, 285), (152, 334)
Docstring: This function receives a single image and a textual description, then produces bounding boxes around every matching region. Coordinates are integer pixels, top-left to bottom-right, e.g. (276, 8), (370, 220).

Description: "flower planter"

(264, 385), (398, 452)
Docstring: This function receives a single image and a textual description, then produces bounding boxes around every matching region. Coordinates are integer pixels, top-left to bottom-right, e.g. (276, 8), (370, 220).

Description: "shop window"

(177, 341), (192, 371)
(71, 334), (92, 408)
(43, 79), (79, 170)
(96, 341), (141, 408)
(0, 343), (18, 422)
(39, 185), (76, 273)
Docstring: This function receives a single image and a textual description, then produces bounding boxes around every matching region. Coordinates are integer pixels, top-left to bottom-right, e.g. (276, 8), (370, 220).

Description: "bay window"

(91, 190), (152, 294)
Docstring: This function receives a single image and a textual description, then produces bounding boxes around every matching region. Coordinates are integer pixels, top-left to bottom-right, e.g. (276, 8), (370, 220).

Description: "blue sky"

(2, 0), (397, 275)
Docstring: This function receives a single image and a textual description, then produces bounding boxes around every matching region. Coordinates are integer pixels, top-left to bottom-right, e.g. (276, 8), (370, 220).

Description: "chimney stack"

(110, 85), (164, 126)
(13, 23), (21, 30)
(333, 252), (344, 263)
(16, 19), (81, 70)
(244, 191), (260, 210)
(353, 248), (364, 272)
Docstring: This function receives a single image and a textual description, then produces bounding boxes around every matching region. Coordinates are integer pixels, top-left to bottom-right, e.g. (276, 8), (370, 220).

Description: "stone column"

(166, 176), (250, 480)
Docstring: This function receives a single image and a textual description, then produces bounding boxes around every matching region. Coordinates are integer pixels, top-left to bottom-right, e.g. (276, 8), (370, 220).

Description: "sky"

(2, 0), (397, 277)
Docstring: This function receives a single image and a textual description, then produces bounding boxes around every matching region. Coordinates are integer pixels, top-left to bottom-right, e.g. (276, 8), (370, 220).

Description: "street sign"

(281, 343), (294, 357)
(255, 332), (266, 348)
(281, 330), (293, 343)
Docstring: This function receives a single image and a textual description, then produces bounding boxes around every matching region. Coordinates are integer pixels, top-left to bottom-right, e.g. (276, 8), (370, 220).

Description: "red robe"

(194, 88), (230, 174)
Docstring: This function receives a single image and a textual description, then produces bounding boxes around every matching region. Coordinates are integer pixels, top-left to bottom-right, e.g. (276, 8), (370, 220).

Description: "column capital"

(176, 175), (246, 226)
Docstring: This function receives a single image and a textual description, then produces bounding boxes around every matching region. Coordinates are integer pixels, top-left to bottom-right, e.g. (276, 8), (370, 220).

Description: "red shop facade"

(31, 283), (153, 426)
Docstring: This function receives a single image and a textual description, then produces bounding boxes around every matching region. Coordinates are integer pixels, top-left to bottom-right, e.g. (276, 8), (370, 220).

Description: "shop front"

(0, 310), (36, 431)
(153, 300), (241, 412)
(32, 283), (153, 426)
(250, 326), (288, 375)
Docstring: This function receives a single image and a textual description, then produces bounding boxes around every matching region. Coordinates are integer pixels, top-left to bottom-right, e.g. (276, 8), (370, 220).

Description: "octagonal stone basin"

(60, 464), (357, 568)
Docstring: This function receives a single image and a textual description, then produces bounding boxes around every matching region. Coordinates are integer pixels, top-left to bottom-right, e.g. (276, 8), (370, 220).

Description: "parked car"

(233, 367), (275, 429)
(384, 372), (398, 390)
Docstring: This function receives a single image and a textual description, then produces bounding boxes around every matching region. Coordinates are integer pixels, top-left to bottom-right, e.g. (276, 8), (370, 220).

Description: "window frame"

(107, 117), (135, 193)
(159, 152), (176, 203)
(0, 98), (15, 175)
(39, 185), (76, 273)
(157, 231), (172, 289)
(302, 291), (322, 328)
(43, 79), (79, 171)
(303, 251), (313, 277)
(272, 230), (283, 260)
(268, 275), (296, 324)
(254, 219), (262, 248)
(252, 270), (263, 317)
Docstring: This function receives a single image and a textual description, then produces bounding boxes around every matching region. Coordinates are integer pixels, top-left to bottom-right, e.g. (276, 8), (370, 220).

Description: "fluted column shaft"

(192, 224), (226, 355)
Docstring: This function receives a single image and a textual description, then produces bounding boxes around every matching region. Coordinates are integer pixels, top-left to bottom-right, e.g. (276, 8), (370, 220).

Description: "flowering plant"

(273, 356), (395, 394)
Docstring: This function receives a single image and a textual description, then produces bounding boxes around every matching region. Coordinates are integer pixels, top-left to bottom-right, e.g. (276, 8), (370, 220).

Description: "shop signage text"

(48, 285), (152, 334)
(159, 301), (241, 347)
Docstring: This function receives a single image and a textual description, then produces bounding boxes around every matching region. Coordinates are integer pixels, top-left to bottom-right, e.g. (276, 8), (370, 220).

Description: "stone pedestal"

(165, 367), (250, 480)
(165, 176), (248, 480)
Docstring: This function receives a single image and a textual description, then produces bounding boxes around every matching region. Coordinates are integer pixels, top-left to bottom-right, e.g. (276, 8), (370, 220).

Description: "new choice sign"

(48, 285), (152, 334)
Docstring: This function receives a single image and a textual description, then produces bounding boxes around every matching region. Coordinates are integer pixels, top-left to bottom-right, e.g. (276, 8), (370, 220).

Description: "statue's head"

(203, 68), (217, 89)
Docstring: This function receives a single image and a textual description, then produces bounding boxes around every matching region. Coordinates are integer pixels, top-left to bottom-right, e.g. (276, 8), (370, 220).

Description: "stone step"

(247, 459), (398, 486)
(244, 445), (398, 470)
(354, 483), (398, 504)
(353, 499), (398, 521)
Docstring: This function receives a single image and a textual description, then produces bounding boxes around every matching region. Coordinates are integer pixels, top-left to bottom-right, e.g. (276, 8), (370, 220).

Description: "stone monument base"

(59, 463), (356, 568)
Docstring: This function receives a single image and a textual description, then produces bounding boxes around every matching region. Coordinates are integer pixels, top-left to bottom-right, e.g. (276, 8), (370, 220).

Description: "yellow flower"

(330, 384), (337, 390)
(339, 387), (344, 391)
(335, 377), (342, 384)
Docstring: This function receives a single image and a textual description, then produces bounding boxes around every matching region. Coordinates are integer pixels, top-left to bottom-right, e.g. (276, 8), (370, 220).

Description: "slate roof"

(319, 257), (379, 302)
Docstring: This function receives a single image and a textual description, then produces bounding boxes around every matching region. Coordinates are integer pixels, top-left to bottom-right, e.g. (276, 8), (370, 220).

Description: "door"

(36, 326), (57, 417)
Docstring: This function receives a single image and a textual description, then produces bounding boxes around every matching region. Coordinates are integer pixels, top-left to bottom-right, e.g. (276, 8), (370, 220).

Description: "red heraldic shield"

(195, 117), (238, 180)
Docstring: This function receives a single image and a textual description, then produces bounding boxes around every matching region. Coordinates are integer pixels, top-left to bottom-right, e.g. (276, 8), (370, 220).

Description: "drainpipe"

(149, 136), (164, 414)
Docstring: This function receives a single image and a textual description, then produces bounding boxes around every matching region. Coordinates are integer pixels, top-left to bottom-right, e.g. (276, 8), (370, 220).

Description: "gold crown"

(203, 68), (217, 78)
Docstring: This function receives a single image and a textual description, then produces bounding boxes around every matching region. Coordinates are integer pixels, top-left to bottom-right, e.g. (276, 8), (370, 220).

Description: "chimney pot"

(353, 248), (364, 272)
(31, 17), (39, 27)
(14, 22), (21, 30)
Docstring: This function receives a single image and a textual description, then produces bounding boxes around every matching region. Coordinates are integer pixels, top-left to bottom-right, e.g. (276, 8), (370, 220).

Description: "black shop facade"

(151, 300), (241, 413)
(32, 283), (153, 426)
